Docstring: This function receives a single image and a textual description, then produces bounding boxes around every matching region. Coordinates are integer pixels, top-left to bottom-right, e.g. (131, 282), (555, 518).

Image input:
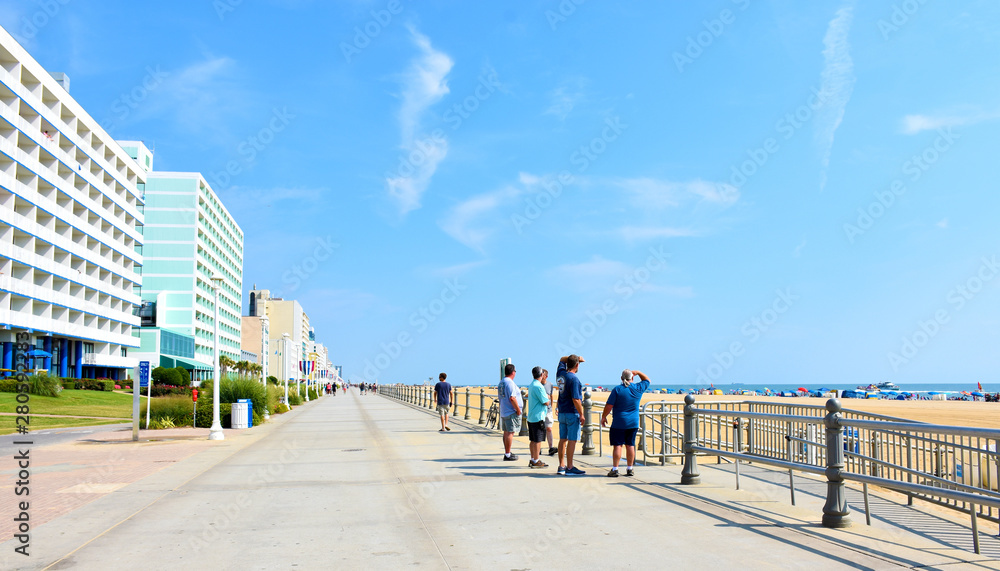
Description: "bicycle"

(484, 398), (500, 430)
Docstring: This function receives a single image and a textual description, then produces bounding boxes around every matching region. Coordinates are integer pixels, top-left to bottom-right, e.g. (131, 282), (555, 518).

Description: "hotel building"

(0, 29), (146, 380)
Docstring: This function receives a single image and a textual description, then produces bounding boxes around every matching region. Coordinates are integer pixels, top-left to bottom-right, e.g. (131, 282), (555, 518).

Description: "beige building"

(249, 287), (309, 379)
(240, 313), (268, 380)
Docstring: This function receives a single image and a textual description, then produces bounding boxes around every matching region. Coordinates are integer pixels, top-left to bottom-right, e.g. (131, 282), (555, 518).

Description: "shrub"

(307, 388), (318, 401)
(149, 417), (176, 430)
(173, 367), (191, 386)
(150, 385), (188, 397)
(28, 374), (60, 397)
(151, 367), (181, 386)
(0, 379), (20, 393)
(195, 402), (232, 428)
(100, 380), (115, 392)
(140, 396), (194, 427)
(274, 403), (290, 414)
(63, 381), (77, 390)
(288, 392), (302, 406)
(266, 385), (282, 415)
(218, 376), (267, 420)
(267, 375), (278, 385)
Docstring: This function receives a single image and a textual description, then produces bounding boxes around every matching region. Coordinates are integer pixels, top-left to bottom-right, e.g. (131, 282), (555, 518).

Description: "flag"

(978, 381), (983, 391)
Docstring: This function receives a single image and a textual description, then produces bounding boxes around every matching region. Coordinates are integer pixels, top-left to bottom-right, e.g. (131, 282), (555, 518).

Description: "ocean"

(630, 382), (1000, 395)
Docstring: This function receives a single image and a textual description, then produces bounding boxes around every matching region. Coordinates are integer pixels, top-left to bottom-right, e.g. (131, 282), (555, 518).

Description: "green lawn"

(0, 389), (146, 418)
(0, 415), (127, 435)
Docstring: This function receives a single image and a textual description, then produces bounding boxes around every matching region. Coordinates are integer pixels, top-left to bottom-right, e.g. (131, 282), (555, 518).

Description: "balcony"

(82, 353), (136, 368)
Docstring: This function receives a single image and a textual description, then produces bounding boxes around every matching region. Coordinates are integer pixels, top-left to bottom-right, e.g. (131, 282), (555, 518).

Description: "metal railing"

(680, 395), (1000, 554)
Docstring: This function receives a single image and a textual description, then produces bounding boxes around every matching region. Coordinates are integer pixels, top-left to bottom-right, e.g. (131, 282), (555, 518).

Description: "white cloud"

(614, 177), (740, 209)
(936, 218), (949, 229)
(547, 256), (632, 291)
(619, 226), (698, 241)
(792, 238), (807, 258)
(815, 3), (856, 191)
(385, 27), (454, 217)
(418, 260), (490, 278)
(901, 111), (1000, 135)
(544, 80), (586, 120)
(438, 186), (520, 253)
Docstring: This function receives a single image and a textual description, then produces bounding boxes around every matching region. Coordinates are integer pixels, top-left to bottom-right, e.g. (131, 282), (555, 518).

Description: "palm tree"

(219, 355), (235, 378)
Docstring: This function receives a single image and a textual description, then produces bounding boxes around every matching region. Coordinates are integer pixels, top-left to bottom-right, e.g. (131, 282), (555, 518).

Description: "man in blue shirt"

(434, 373), (452, 432)
(555, 355), (586, 476)
(600, 369), (651, 477)
(498, 363), (523, 461)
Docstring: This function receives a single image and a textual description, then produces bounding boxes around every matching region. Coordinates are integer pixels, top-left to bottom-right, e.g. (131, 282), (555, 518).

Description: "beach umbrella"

(797, 387), (807, 392)
(972, 392), (984, 397)
(927, 391), (941, 395)
(886, 391), (898, 395)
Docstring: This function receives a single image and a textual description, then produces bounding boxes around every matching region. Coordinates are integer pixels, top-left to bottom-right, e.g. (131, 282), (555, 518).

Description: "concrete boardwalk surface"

(3, 391), (1000, 570)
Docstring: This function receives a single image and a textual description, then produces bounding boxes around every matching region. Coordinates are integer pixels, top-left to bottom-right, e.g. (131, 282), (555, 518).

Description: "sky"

(4, 0), (999, 387)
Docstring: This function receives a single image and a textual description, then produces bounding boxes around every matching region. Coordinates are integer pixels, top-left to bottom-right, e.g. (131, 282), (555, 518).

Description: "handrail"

(841, 417), (1000, 440)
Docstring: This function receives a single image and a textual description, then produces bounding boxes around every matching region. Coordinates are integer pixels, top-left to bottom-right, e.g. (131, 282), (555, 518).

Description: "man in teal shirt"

(527, 366), (550, 468)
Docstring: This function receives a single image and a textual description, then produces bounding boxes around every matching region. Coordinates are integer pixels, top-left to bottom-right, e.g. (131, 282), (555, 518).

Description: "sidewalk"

(1, 392), (997, 570)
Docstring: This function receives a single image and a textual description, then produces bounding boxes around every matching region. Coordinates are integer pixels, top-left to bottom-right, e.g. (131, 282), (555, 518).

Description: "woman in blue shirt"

(600, 369), (650, 477)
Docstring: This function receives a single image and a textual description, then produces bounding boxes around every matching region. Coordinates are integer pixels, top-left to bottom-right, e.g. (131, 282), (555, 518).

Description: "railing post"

(479, 388), (486, 424)
(870, 434), (881, 477)
(428, 387), (434, 410)
(822, 398), (852, 528)
(681, 394), (700, 484)
(581, 388), (594, 455)
(521, 388), (531, 435)
(464, 387), (471, 420)
(453, 387), (459, 417)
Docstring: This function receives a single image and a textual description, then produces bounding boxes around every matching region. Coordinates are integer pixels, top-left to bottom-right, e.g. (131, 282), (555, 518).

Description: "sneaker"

(548, 447), (558, 456)
(565, 467), (586, 476)
(625, 468), (635, 477)
(607, 469), (619, 478)
(530, 460), (548, 469)
(445, 426), (451, 431)
(503, 454), (518, 461)
(556, 466), (566, 475)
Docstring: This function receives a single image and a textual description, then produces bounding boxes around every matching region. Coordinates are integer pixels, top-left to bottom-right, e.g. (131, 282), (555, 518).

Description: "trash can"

(231, 401), (248, 429)
(237, 399), (252, 429)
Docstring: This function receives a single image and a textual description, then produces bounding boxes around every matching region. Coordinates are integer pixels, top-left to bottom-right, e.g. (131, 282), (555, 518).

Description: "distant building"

(241, 312), (268, 379)
(0, 28), (146, 380)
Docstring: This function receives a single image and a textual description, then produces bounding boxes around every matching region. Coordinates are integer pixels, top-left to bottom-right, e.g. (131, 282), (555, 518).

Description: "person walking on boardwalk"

(556, 355), (586, 476)
(527, 367), (550, 468)
(542, 368), (557, 456)
(498, 363), (523, 461)
(434, 373), (453, 432)
(600, 369), (651, 477)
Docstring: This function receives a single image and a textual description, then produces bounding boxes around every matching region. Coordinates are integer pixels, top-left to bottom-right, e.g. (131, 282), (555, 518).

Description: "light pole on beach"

(282, 333), (290, 406)
(209, 275), (224, 441)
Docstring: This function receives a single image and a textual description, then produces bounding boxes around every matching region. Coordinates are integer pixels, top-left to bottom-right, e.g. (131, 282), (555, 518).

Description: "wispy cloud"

(619, 226), (699, 241)
(543, 78), (587, 120)
(901, 110), (1000, 134)
(547, 256), (632, 292)
(439, 185), (521, 253)
(417, 260), (490, 279)
(792, 238), (807, 258)
(385, 27), (454, 217)
(815, 3), (856, 191)
(614, 177), (740, 209)
(936, 218), (949, 229)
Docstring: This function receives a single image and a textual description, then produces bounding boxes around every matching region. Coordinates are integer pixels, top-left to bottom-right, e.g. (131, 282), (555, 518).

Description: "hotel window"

(83, 342), (94, 355)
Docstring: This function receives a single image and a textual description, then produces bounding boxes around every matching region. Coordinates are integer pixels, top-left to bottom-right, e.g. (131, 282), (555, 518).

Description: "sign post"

(139, 361), (151, 430)
(133, 361), (149, 441)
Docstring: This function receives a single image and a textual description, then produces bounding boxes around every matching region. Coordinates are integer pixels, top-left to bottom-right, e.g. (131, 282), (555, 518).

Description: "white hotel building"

(0, 28), (146, 380)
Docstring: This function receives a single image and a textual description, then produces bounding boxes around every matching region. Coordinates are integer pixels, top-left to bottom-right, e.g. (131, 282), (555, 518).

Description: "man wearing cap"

(526, 367), (550, 468)
(498, 363), (523, 461)
(600, 369), (651, 477)
(556, 355), (586, 476)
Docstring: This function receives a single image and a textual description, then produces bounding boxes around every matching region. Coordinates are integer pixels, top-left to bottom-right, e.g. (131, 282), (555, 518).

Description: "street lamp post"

(209, 276), (225, 441)
(282, 333), (290, 407)
(261, 316), (270, 420)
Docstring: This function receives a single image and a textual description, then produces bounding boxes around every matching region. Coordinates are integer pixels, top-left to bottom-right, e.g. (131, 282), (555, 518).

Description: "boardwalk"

(3, 391), (999, 570)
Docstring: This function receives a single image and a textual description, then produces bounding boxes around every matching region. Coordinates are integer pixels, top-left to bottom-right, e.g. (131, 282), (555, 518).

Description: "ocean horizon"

(443, 382), (999, 394)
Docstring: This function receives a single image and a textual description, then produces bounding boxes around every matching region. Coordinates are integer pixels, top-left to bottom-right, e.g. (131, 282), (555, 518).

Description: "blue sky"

(5, 1), (999, 387)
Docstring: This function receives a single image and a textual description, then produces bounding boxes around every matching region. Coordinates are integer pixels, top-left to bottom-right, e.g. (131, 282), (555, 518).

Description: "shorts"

(558, 413), (581, 441)
(544, 411), (553, 428)
(500, 414), (521, 434)
(436, 404), (450, 417)
(527, 421), (546, 443)
(609, 427), (638, 447)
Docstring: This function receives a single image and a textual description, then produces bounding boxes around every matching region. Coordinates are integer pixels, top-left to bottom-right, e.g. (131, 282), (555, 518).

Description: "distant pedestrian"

(556, 355), (586, 475)
(332, 382), (337, 396)
(542, 368), (557, 456)
(434, 373), (453, 432)
(498, 363), (523, 461)
(526, 367), (550, 468)
(601, 369), (651, 477)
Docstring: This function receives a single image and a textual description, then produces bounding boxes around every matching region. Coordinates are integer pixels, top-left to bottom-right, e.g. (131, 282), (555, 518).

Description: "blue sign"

(139, 361), (150, 388)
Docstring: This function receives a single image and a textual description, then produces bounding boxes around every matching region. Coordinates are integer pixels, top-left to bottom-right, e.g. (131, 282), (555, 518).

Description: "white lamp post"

(261, 316), (270, 420)
(209, 276), (225, 441)
(282, 333), (290, 407)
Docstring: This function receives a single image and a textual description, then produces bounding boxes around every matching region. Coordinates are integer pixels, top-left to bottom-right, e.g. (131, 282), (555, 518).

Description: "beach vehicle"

(876, 381), (901, 391)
